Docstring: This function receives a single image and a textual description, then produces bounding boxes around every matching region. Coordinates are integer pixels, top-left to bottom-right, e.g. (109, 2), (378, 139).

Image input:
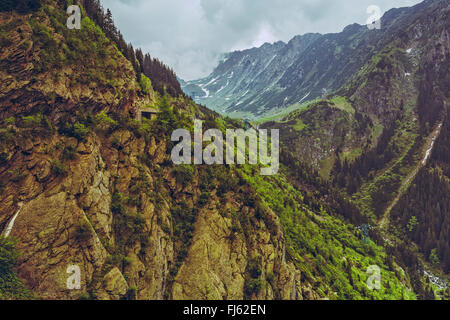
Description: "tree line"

(82, 0), (184, 97)
(280, 148), (367, 226)
(332, 122), (397, 194)
(2, 0), (184, 97)
(391, 111), (450, 273)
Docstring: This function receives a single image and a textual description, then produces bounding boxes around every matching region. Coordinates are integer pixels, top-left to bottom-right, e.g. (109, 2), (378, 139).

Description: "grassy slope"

(239, 165), (416, 300)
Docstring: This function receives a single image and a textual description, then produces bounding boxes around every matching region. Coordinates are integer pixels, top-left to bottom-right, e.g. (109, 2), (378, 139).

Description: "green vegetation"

(319, 155), (335, 180)
(172, 165), (194, 188)
(50, 159), (68, 177)
(256, 99), (320, 125)
(0, 0), (446, 301)
(139, 74), (152, 94)
(74, 219), (92, 243)
(73, 122), (89, 141)
(96, 111), (118, 130)
(292, 119), (306, 131)
(19, 113), (54, 135)
(58, 115), (91, 141)
(351, 118), (421, 219)
(198, 192), (210, 207)
(111, 191), (147, 250)
(4, 117), (15, 126)
(407, 216), (418, 233)
(429, 249), (440, 266)
(0, 237), (32, 299)
(330, 96), (355, 114)
(239, 165), (416, 300)
(169, 200), (199, 282)
(244, 256), (265, 297)
(62, 144), (77, 161)
(29, 5), (128, 88)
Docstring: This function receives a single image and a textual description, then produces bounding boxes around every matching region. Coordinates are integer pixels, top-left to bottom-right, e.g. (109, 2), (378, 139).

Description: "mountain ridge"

(181, 0), (445, 119)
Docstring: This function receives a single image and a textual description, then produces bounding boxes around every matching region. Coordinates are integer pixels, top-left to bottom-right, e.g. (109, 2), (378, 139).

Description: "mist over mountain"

(181, 0), (445, 120)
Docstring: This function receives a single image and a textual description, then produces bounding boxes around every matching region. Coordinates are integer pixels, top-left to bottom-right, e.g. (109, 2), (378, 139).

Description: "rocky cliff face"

(0, 123), (312, 300)
(0, 4), (310, 300)
(0, 7), (152, 122)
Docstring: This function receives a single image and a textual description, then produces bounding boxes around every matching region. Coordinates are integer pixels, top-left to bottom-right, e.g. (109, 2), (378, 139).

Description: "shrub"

(50, 160), (67, 177)
(58, 114), (74, 136)
(20, 113), (53, 135)
(76, 110), (95, 129)
(73, 122), (89, 141)
(74, 220), (92, 243)
(169, 201), (199, 280)
(429, 249), (440, 266)
(247, 257), (263, 279)
(139, 74), (152, 94)
(245, 278), (265, 296)
(245, 192), (257, 207)
(198, 192), (210, 207)
(96, 111), (117, 130)
(58, 115), (92, 140)
(111, 192), (125, 214)
(129, 171), (152, 195)
(172, 165), (194, 188)
(107, 252), (126, 268)
(0, 237), (19, 275)
(62, 145), (77, 160)
(4, 117), (15, 125)
(0, 237), (30, 299)
(0, 29), (12, 47)
(21, 114), (41, 127)
(126, 286), (137, 300)
(266, 272), (275, 284)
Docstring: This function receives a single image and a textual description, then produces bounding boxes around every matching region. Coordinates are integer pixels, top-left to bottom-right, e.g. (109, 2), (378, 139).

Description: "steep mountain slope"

(182, 0), (447, 120)
(264, 0), (448, 177)
(0, 0), (429, 300)
(182, 34), (320, 118)
(260, 0), (449, 297)
(391, 112), (450, 275)
(0, 1), (303, 300)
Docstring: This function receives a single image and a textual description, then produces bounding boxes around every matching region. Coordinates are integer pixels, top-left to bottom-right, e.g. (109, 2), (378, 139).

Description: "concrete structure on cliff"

(136, 107), (158, 122)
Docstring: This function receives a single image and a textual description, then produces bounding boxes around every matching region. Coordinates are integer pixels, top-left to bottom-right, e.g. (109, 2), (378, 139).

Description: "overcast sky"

(102, 0), (423, 80)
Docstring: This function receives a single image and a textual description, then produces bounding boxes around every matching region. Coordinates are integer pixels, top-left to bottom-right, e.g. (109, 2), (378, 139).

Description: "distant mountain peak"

(181, 0), (444, 119)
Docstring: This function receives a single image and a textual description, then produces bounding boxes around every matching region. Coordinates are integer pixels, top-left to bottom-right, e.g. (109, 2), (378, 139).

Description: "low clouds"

(102, 0), (422, 80)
